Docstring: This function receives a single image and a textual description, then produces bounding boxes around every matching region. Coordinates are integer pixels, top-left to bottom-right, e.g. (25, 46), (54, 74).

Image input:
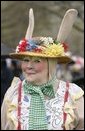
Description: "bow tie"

(23, 78), (56, 130)
(24, 81), (55, 99)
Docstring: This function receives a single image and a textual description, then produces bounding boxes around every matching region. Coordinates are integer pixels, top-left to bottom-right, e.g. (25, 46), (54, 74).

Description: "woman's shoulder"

(10, 77), (21, 87)
(69, 82), (84, 100)
(59, 80), (84, 100)
(4, 77), (22, 101)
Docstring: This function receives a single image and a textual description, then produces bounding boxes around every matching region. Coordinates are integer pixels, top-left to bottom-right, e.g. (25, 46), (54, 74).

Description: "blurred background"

(1, 1), (84, 104)
(1, 1), (84, 56)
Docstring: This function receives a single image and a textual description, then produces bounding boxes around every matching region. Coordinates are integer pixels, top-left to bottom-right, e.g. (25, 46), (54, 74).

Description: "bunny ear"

(56, 9), (78, 43)
(25, 8), (34, 39)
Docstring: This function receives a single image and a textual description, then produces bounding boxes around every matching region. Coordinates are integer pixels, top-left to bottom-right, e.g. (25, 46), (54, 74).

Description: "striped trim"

(17, 82), (22, 130)
(63, 81), (69, 130)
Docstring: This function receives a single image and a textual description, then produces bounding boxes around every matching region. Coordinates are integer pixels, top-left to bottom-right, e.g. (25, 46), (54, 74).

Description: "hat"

(10, 8), (78, 64)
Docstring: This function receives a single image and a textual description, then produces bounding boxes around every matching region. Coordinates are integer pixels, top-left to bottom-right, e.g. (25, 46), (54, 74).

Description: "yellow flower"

(43, 43), (64, 56)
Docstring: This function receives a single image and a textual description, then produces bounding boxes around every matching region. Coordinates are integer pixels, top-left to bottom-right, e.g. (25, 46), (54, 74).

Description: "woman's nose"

(26, 61), (34, 69)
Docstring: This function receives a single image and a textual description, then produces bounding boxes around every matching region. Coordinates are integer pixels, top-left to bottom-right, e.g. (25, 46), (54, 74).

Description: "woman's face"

(21, 57), (48, 85)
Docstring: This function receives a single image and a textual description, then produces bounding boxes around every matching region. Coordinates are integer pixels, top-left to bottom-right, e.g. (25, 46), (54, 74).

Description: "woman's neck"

(27, 77), (48, 86)
(26, 75), (58, 87)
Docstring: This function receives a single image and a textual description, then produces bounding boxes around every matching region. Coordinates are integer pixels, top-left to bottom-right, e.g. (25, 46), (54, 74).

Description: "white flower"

(16, 46), (19, 53)
(40, 37), (53, 45)
(48, 37), (54, 43)
(19, 40), (23, 45)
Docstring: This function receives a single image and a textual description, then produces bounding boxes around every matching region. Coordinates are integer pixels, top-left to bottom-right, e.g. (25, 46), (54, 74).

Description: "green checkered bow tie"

(24, 76), (56, 130)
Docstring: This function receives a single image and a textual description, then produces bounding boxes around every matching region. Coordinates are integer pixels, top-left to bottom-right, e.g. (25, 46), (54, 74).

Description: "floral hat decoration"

(10, 8), (78, 63)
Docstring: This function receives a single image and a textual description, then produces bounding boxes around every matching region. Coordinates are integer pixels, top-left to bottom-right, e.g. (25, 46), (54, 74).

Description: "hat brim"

(10, 52), (72, 64)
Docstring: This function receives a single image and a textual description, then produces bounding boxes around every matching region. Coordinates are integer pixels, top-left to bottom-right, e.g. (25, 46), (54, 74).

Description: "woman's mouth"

(26, 71), (36, 75)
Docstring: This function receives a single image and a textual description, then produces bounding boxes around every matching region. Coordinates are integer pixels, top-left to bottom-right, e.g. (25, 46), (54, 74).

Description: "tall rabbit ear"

(56, 9), (78, 43)
(25, 8), (34, 39)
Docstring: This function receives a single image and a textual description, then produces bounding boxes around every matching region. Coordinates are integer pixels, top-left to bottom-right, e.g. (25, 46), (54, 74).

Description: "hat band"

(15, 37), (68, 57)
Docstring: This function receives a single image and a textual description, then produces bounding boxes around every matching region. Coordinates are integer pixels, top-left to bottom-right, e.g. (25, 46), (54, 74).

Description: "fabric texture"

(23, 76), (56, 130)
(1, 77), (84, 130)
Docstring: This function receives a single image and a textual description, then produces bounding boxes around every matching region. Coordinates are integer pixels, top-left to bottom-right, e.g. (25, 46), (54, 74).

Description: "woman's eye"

(23, 59), (30, 62)
(34, 60), (41, 63)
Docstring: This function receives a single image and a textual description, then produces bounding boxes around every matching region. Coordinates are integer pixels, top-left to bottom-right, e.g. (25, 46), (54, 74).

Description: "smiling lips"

(26, 71), (36, 75)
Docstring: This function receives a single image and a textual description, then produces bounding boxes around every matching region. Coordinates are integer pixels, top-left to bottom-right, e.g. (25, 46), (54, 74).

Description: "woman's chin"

(25, 75), (37, 83)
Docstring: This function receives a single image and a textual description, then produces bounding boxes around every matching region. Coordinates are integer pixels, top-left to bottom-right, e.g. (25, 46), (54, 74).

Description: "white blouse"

(1, 77), (84, 130)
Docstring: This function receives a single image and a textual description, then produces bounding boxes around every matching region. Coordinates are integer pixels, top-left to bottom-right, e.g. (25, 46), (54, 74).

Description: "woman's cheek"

(35, 63), (47, 73)
(21, 63), (26, 71)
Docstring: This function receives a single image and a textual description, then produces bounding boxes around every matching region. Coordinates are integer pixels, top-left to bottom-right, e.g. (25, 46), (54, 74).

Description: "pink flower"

(34, 48), (42, 53)
(62, 42), (69, 52)
(18, 39), (28, 52)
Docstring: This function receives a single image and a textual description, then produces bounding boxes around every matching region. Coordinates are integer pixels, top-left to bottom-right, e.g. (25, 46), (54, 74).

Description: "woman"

(1, 8), (84, 130)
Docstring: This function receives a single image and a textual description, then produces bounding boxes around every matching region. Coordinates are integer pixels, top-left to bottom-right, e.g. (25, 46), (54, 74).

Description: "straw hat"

(10, 8), (78, 64)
